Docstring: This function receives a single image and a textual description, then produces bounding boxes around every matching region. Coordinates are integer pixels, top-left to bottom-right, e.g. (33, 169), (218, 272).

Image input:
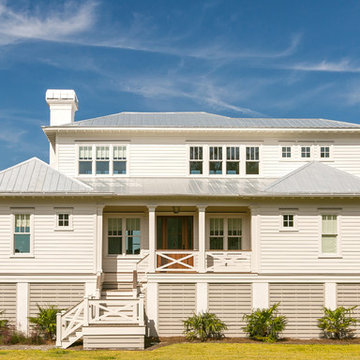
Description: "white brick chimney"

(45, 89), (78, 126)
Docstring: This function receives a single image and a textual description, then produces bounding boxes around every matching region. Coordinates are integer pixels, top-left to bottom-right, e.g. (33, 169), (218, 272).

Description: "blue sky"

(1, 0), (360, 169)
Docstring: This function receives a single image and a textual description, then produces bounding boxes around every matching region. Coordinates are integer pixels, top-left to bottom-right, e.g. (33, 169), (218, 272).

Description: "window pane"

(322, 215), (337, 234)
(79, 146), (92, 160)
(79, 161), (92, 174)
(58, 213), (69, 227)
(96, 161), (109, 175)
(210, 237), (223, 250)
(283, 214), (294, 227)
(246, 147), (259, 160)
(113, 146), (126, 160)
(108, 218), (122, 254)
(126, 218), (141, 255)
(228, 218), (242, 235)
(322, 235), (337, 253)
(108, 237), (122, 254)
(228, 237), (241, 250)
(246, 162), (259, 174)
(301, 146), (311, 158)
(190, 161), (202, 174)
(14, 234), (30, 253)
(227, 147), (239, 160)
(210, 219), (224, 235)
(209, 161), (222, 174)
(282, 147), (291, 158)
(113, 161), (126, 174)
(321, 146), (330, 158)
(190, 146), (203, 160)
(226, 162), (239, 175)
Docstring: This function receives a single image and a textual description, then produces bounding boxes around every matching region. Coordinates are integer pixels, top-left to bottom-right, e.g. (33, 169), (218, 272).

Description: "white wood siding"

(57, 143), (76, 176)
(158, 283), (196, 336)
(208, 283), (252, 336)
(0, 204), (96, 273)
(269, 283), (324, 338)
(0, 283), (16, 325)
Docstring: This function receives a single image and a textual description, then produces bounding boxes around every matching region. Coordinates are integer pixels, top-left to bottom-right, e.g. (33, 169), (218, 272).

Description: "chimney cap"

(45, 89), (78, 108)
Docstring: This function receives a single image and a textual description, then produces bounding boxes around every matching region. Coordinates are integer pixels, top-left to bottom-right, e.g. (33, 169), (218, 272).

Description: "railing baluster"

(84, 297), (89, 326)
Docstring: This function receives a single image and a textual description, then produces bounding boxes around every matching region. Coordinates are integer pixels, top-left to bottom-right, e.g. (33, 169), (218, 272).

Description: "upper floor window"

(282, 214), (294, 228)
(226, 146), (240, 174)
(113, 146), (127, 174)
(13, 214), (31, 254)
(96, 146), (110, 175)
(321, 215), (338, 255)
(209, 146), (222, 175)
(282, 146), (291, 158)
(301, 146), (311, 158)
(246, 147), (259, 174)
(320, 146), (330, 158)
(189, 146), (203, 174)
(209, 217), (243, 250)
(79, 146), (93, 175)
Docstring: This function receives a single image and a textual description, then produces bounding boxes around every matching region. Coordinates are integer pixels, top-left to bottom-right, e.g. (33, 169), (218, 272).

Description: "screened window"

(14, 214), (31, 254)
(79, 146), (93, 175)
(226, 146), (240, 174)
(209, 218), (243, 250)
(301, 146), (311, 158)
(282, 146), (291, 158)
(113, 145), (127, 174)
(58, 213), (69, 227)
(96, 146), (110, 175)
(209, 218), (224, 249)
(246, 147), (259, 174)
(126, 218), (141, 254)
(282, 214), (294, 228)
(190, 146), (203, 174)
(320, 146), (330, 158)
(321, 215), (337, 254)
(209, 146), (223, 175)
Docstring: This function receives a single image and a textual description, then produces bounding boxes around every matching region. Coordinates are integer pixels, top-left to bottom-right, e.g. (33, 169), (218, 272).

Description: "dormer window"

(113, 146), (127, 174)
(209, 146), (222, 175)
(96, 146), (110, 175)
(190, 146), (203, 174)
(79, 146), (93, 175)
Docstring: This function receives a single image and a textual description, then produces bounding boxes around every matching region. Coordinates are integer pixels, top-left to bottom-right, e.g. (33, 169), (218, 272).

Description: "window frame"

(11, 209), (34, 258)
(318, 212), (342, 258)
(209, 146), (223, 175)
(279, 211), (298, 232)
(54, 208), (73, 231)
(226, 146), (240, 175)
(189, 145), (204, 176)
(104, 214), (144, 257)
(245, 146), (260, 175)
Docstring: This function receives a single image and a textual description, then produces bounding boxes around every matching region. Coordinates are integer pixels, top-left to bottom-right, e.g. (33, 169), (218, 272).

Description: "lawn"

(1, 343), (360, 360)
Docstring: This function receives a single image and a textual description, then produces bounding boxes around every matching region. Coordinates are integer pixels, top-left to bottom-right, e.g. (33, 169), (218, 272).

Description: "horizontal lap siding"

(158, 283), (196, 336)
(208, 283), (252, 336)
(83, 335), (144, 349)
(269, 283), (324, 338)
(337, 283), (360, 336)
(57, 143), (76, 177)
(29, 283), (85, 317)
(0, 283), (16, 325)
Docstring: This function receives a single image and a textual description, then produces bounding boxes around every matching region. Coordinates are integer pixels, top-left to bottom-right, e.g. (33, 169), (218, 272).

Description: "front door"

(157, 216), (193, 250)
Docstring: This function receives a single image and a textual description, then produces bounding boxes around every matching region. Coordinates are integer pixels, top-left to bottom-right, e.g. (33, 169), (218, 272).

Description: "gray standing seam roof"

(61, 112), (360, 129)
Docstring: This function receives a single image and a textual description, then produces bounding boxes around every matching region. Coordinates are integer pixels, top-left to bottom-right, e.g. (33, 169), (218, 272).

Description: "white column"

(196, 282), (208, 314)
(146, 282), (158, 336)
(148, 206), (157, 272)
(252, 282), (269, 310)
(85, 281), (97, 297)
(250, 206), (260, 273)
(324, 282), (337, 310)
(95, 205), (104, 274)
(16, 282), (29, 334)
(197, 205), (207, 273)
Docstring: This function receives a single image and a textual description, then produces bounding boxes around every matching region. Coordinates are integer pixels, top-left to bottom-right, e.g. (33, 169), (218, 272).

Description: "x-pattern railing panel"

(156, 251), (196, 271)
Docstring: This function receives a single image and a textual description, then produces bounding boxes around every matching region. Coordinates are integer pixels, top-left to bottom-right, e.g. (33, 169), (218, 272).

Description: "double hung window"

(321, 215), (338, 255)
(209, 217), (243, 250)
(79, 146), (93, 174)
(226, 146), (240, 174)
(209, 146), (223, 175)
(13, 214), (31, 254)
(189, 146), (203, 174)
(246, 147), (259, 174)
(96, 146), (110, 175)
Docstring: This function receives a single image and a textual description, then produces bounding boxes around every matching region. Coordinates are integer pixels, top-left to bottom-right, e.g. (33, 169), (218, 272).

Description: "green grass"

(1, 343), (360, 360)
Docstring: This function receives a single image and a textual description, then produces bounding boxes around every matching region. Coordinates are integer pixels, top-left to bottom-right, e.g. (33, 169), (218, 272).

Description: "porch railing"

(206, 251), (252, 272)
(156, 250), (197, 272)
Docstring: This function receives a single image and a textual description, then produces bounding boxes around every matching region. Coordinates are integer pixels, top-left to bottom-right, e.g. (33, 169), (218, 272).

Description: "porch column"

(252, 282), (269, 310)
(250, 206), (260, 273)
(16, 282), (29, 335)
(148, 205), (157, 272)
(95, 205), (104, 298)
(324, 282), (337, 310)
(197, 205), (207, 273)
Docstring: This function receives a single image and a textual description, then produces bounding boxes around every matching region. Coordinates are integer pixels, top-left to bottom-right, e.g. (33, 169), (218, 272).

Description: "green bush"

(183, 312), (227, 341)
(243, 303), (287, 342)
(0, 310), (8, 329)
(28, 305), (59, 340)
(318, 306), (357, 339)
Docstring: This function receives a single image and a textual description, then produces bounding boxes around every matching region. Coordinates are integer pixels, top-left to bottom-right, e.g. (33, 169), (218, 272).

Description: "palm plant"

(28, 305), (59, 340)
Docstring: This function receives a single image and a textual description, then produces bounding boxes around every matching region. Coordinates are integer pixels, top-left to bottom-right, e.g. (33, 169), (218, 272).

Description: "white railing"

(156, 250), (197, 272)
(56, 294), (144, 348)
(206, 251), (252, 272)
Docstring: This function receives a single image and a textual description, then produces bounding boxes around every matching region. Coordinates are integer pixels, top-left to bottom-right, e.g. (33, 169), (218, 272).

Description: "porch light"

(172, 206), (180, 214)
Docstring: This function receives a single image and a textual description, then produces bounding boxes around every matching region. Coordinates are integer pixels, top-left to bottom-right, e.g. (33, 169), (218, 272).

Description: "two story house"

(1, 89), (360, 349)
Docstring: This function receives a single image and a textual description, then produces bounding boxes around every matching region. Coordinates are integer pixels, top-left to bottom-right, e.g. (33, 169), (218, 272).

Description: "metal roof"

(0, 158), (93, 193)
(61, 112), (360, 129)
(264, 162), (360, 195)
(80, 177), (274, 197)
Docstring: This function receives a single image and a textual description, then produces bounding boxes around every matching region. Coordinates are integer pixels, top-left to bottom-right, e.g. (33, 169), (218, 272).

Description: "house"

(1, 89), (360, 348)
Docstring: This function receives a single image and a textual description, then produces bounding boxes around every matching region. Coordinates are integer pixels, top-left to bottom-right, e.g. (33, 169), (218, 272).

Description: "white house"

(1, 89), (360, 348)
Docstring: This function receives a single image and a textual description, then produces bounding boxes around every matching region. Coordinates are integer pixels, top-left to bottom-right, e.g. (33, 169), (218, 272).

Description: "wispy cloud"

(0, 1), (97, 45)
(286, 59), (360, 73)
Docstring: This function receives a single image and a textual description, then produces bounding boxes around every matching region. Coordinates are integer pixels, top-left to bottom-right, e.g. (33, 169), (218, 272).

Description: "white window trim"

(10, 209), (34, 258)
(54, 208), (73, 231)
(279, 211), (298, 232)
(206, 214), (249, 251)
(318, 212), (342, 259)
(77, 144), (129, 177)
(104, 214), (144, 258)
(188, 144), (206, 177)
(245, 145), (261, 177)
(279, 145), (292, 161)
(318, 144), (334, 162)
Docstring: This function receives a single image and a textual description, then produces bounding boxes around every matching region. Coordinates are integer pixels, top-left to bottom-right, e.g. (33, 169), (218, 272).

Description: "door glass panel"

(157, 216), (193, 249)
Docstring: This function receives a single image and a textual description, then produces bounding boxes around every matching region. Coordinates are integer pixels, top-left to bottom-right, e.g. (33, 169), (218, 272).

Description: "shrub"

(183, 312), (227, 341)
(0, 310), (8, 329)
(28, 305), (59, 340)
(318, 306), (358, 339)
(243, 303), (287, 342)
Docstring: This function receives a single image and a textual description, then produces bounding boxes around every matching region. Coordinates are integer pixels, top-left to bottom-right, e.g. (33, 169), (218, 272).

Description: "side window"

(79, 146), (93, 175)
(13, 214), (31, 254)
(226, 146), (240, 174)
(320, 146), (330, 158)
(113, 145), (127, 174)
(246, 146), (259, 175)
(281, 146), (291, 158)
(96, 146), (110, 175)
(189, 146), (203, 175)
(321, 215), (338, 254)
(282, 214), (294, 228)
(209, 146), (223, 175)
(55, 210), (73, 230)
(301, 146), (311, 158)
